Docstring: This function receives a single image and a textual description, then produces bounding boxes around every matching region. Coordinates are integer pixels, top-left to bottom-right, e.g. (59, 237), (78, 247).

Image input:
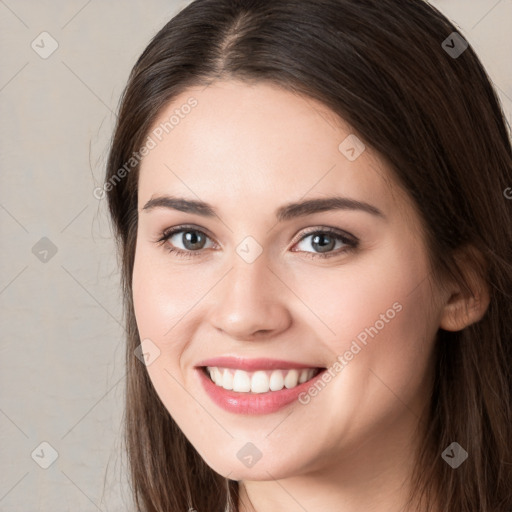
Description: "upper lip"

(195, 356), (325, 371)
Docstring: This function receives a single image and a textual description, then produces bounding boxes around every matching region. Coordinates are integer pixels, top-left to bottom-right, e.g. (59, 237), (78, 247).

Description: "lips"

(194, 356), (327, 414)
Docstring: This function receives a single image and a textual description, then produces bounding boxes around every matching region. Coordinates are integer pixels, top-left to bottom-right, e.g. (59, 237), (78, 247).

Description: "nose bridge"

(228, 251), (272, 302)
(209, 247), (291, 338)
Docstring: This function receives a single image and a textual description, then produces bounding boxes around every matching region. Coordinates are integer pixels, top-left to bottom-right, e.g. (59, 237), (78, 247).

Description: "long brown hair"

(104, 0), (512, 510)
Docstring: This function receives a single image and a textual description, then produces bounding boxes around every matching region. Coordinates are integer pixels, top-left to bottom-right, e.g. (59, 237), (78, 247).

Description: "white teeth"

(269, 370), (284, 391)
(298, 368), (309, 384)
(205, 366), (320, 393)
(232, 369), (251, 392)
(213, 367), (222, 385)
(284, 369), (299, 388)
(251, 370), (269, 393)
(221, 368), (234, 390)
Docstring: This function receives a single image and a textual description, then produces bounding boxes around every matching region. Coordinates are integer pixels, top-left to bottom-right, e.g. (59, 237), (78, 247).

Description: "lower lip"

(196, 367), (327, 415)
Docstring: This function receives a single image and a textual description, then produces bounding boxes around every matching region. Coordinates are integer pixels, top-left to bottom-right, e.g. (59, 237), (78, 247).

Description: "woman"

(104, 0), (512, 510)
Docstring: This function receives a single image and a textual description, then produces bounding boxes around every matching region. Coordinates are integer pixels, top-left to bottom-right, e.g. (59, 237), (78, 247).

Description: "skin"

(132, 80), (489, 512)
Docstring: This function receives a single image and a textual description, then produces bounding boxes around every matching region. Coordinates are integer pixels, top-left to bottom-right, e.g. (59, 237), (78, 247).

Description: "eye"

(153, 225), (359, 260)
(153, 225), (215, 259)
(291, 227), (359, 259)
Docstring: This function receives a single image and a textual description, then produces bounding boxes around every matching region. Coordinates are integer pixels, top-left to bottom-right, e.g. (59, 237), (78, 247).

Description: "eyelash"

(153, 224), (359, 260)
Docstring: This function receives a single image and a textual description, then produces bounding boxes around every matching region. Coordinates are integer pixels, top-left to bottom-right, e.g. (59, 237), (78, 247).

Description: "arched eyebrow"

(141, 195), (386, 221)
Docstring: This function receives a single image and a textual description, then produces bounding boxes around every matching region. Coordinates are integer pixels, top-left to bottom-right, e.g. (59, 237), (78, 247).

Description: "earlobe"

(438, 245), (490, 332)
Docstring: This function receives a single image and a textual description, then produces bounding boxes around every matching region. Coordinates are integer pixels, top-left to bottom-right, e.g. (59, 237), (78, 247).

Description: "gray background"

(0, 1), (510, 510)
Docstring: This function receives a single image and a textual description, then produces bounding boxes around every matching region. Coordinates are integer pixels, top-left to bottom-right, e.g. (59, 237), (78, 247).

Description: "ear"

(439, 245), (490, 332)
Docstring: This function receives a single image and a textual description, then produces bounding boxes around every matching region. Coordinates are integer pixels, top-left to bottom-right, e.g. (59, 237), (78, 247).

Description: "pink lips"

(195, 356), (326, 415)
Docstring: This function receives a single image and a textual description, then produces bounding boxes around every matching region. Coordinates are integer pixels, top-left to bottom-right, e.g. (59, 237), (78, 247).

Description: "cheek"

(131, 248), (198, 404)
(299, 236), (434, 364)
(307, 241), (438, 428)
(289, 240), (432, 349)
(132, 246), (198, 345)
(131, 249), (201, 421)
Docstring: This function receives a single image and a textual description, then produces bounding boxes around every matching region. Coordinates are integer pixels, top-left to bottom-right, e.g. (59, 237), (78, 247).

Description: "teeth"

(233, 369), (251, 392)
(298, 368), (310, 384)
(284, 369), (299, 388)
(212, 367), (222, 385)
(221, 368), (233, 390)
(269, 370), (284, 391)
(251, 371), (269, 393)
(206, 367), (320, 393)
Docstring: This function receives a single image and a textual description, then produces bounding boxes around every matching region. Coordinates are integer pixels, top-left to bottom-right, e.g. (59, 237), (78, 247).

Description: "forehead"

(137, 80), (407, 219)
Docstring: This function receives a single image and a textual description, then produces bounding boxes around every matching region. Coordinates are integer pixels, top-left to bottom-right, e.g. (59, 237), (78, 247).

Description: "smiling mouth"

(201, 366), (325, 394)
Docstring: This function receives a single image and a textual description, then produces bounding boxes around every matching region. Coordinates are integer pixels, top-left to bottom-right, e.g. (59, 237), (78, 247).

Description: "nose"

(208, 255), (292, 341)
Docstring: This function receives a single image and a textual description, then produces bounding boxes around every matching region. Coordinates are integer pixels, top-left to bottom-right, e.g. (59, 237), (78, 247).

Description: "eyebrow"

(141, 195), (385, 221)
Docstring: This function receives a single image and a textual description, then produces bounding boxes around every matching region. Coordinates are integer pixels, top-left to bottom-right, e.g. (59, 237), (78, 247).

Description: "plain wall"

(0, 1), (510, 510)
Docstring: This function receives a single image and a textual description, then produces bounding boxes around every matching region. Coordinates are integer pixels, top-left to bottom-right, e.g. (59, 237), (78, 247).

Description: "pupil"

(184, 231), (204, 250)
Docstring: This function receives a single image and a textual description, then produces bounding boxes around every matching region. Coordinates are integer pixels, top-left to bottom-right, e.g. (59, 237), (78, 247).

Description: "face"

(132, 80), (444, 481)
